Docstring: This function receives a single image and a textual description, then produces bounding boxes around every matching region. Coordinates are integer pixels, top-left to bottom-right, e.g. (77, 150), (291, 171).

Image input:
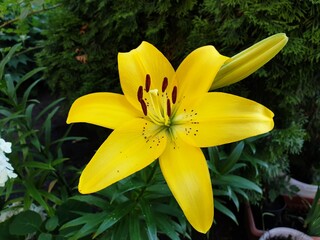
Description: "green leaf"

(5, 75), (17, 103)
(21, 78), (42, 109)
(93, 201), (135, 238)
(35, 97), (64, 122)
(0, 44), (20, 80)
(38, 233), (53, 240)
(0, 220), (17, 240)
(24, 180), (53, 215)
(208, 146), (219, 162)
(22, 161), (55, 170)
(129, 213), (141, 240)
(140, 200), (157, 240)
(45, 216), (59, 231)
(214, 200), (238, 225)
(111, 217), (129, 240)
(9, 210), (42, 235)
(218, 175), (262, 194)
(156, 215), (180, 240)
(16, 67), (45, 88)
(40, 191), (63, 205)
(220, 141), (244, 174)
(63, 211), (110, 240)
(69, 195), (107, 210)
(42, 106), (60, 148)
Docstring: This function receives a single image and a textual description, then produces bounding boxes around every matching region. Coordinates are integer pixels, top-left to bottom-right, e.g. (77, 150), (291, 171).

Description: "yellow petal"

(118, 41), (175, 110)
(79, 118), (167, 193)
(159, 137), (213, 233)
(67, 93), (142, 129)
(174, 46), (229, 107)
(174, 92), (274, 147)
(211, 33), (288, 90)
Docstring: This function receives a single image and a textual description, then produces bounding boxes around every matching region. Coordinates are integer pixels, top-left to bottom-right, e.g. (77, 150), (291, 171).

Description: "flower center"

(137, 74), (177, 127)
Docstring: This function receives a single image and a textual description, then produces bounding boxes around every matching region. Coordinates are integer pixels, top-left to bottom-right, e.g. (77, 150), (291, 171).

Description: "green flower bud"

(211, 33), (288, 90)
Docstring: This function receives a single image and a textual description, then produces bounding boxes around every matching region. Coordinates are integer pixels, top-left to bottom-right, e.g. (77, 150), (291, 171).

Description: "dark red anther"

(137, 86), (143, 100)
(145, 74), (151, 92)
(162, 77), (168, 92)
(167, 99), (171, 117)
(172, 86), (177, 104)
(139, 99), (148, 116)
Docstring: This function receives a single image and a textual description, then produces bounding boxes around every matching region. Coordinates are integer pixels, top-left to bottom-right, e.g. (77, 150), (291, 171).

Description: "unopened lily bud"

(211, 33), (288, 90)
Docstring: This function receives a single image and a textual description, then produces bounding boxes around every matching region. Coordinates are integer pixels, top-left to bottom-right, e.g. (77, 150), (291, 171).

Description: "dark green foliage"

(37, 0), (199, 102)
(0, 0), (56, 83)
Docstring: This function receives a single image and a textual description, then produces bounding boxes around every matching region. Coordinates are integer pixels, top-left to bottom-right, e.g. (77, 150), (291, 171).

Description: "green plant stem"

(134, 162), (158, 203)
(0, 4), (62, 29)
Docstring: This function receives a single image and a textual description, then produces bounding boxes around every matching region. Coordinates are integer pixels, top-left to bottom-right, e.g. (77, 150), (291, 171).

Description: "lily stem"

(134, 162), (158, 203)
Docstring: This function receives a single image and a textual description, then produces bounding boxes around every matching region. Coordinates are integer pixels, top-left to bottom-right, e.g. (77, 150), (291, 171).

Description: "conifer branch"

(0, 4), (62, 29)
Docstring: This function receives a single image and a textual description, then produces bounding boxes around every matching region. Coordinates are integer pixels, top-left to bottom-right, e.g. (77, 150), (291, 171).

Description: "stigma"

(137, 74), (177, 126)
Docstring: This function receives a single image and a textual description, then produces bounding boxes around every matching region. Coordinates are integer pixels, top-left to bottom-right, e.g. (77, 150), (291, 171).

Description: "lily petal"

(175, 92), (274, 147)
(79, 118), (167, 193)
(67, 93), (142, 129)
(174, 46), (229, 107)
(159, 137), (213, 233)
(118, 41), (175, 110)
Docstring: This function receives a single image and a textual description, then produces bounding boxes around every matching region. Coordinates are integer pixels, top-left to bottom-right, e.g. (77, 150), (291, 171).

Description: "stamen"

(137, 86), (143, 100)
(172, 86), (177, 104)
(145, 74), (151, 92)
(139, 99), (148, 116)
(167, 99), (171, 117)
(162, 77), (168, 92)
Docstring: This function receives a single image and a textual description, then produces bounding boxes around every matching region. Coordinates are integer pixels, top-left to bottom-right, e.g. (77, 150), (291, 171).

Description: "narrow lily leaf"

(112, 217), (129, 240)
(64, 212), (108, 240)
(219, 141), (244, 174)
(24, 181), (53, 216)
(233, 188), (250, 201)
(69, 195), (107, 210)
(16, 67), (45, 87)
(156, 215), (180, 240)
(214, 200), (238, 225)
(140, 200), (157, 240)
(22, 161), (55, 170)
(219, 175), (262, 194)
(0, 44), (20, 80)
(60, 212), (107, 229)
(93, 201), (135, 238)
(129, 213), (141, 240)
(211, 33), (288, 90)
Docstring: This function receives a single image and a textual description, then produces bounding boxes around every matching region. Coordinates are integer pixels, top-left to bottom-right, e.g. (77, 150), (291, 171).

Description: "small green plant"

(208, 136), (268, 224)
(57, 137), (268, 239)
(305, 186), (320, 236)
(58, 164), (190, 240)
(0, 44), (83, 239)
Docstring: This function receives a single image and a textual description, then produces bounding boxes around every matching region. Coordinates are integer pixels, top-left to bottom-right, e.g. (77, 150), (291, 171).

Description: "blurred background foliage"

(1, 0), (320, 239)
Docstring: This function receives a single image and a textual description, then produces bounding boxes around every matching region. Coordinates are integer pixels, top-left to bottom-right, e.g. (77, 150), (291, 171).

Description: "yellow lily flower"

(67, 41), (274, 233)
